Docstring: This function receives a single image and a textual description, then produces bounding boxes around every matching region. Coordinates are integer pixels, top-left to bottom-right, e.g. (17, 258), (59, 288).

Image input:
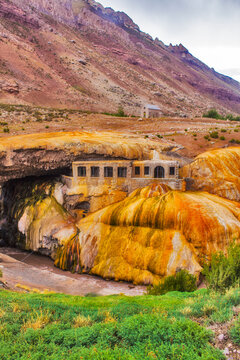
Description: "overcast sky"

(98, 0), (240, 82)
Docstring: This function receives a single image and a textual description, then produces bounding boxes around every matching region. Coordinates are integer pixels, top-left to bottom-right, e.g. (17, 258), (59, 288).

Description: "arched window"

(154, 166), (165, 178)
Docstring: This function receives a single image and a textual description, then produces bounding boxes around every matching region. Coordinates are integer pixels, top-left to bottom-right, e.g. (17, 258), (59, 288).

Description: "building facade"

(141, 104), (161, 118)
(62, 160), (184, 195)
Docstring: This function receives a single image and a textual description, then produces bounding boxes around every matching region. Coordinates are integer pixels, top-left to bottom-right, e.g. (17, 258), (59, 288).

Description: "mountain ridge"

(0, 0), (240, 116)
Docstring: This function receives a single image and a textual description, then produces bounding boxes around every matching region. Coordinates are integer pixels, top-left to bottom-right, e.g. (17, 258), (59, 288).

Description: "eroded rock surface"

(182, 147), (240, 201)
(0, 131), (176, 182)
(3, 179), (78, 257)
(54, 184), (240, 285)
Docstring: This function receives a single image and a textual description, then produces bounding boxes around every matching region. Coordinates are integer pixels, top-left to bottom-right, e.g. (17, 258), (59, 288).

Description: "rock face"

(0, 80), (19, 94)
(0, 131), (176, 183)
(181, 147), (240, 201)
(0, 0), (240, 114)
(55, 184), (240, 285)
(3, 179), (78, 257)
(18, 196), (77, 257)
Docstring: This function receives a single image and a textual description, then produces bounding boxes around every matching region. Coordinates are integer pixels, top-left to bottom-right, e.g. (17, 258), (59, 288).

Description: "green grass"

(0, 288), (239, 359)
(230, 314), (240, 345)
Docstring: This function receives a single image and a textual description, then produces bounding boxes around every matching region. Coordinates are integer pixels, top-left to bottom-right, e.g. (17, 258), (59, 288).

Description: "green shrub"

(116, 106), (125, 117)
(209, 131), (219, 139)
(203, 109), (222, 119)
(226, 114), (235, 120)
(234, 129), (239, 132)
(229, 139), (236, 143)
(3, 127), (9, 133)
(147, 270), (197, 295)
(203, 242), (240, 293)
(102, 106), (126, 117)
(220, 136), (225, 140)
(204, 135), (209, 140)
(221, 129), (227, 133)
(0, 269), (2, 277)
(230, 316), (240, 345)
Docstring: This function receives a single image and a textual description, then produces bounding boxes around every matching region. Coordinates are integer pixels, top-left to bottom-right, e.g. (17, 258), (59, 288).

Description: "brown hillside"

(0, 0), (240, 116)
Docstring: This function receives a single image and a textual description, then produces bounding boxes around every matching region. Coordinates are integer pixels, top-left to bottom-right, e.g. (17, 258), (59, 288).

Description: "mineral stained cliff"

(4, 139), (240, 285)
(0, 131), (177, 182)
(182, 147), (240, 201)
(4, 179), (78, 257)
(54, 184), (240, 285)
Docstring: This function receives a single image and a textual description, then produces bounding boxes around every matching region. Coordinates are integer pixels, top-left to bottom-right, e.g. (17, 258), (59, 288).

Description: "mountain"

(0, 0), (240, 116)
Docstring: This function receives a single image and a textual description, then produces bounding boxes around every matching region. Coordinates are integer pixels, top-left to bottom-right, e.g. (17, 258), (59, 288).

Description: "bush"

(203, 242), (240, 293)
(209, 131), (219, 139)
(226, 114), (235, 120)
(221, 129), (227, 133)
(204, 135), (209, 140)
(230, 316), (240, 345)
(203, 109), (222, 119)
(147, 270), (197, 295)
(3, 127), (9, 133)
(203, 110), (240, 121)
(116, 106), (125, 117)
(220, 136), (225, 140)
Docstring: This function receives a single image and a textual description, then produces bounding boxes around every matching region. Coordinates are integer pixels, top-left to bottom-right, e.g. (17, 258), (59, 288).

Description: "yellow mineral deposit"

(55, 184), (240, 285)
(181, 147), (240, 201)
(18, 196), (78, 257)
(0, 131), (175, 159)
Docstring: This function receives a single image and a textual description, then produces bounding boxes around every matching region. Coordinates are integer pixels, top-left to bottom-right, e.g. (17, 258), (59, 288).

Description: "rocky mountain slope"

(1, 0), (240, 116)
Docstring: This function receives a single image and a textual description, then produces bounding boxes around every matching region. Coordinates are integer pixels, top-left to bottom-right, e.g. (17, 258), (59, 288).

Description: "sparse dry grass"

(22, 310), (50, 332)
(73, 314), (93, 328)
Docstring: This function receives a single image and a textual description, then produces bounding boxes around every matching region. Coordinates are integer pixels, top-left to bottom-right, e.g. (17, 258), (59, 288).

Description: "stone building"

(141, 104), (161, 118)
(63, 159), (184, 193)
(62, 159), (185, 213)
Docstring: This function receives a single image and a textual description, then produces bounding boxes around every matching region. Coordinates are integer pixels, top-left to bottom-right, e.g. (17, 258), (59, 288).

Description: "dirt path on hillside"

(0, 247), (145, 296)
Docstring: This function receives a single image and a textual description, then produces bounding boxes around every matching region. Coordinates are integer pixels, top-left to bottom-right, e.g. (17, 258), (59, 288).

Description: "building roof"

(145, 104), (161, 110)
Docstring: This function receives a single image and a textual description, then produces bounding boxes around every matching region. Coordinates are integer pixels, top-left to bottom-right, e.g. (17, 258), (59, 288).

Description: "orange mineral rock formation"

(0, 131), (178, 182)
(55, 184), (240, 285)
(181, 147), (240, 201)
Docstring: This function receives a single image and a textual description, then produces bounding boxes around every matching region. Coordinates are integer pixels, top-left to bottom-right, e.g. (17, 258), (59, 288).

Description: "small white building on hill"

(141, 104), (161, 118)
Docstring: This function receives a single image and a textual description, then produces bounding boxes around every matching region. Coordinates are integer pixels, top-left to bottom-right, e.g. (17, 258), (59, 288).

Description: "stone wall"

(62, 159), (184, 212)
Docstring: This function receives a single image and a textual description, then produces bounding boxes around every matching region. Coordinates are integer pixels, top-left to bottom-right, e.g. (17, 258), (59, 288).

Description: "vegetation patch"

(203, 242), (240, 293)
(147, 270), (197, 295)
(1, 287), (238, 359)
(203, 109), (240, 121)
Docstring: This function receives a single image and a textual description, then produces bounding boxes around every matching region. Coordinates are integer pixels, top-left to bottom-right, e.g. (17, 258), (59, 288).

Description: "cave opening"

(0, 167), (72, 247)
